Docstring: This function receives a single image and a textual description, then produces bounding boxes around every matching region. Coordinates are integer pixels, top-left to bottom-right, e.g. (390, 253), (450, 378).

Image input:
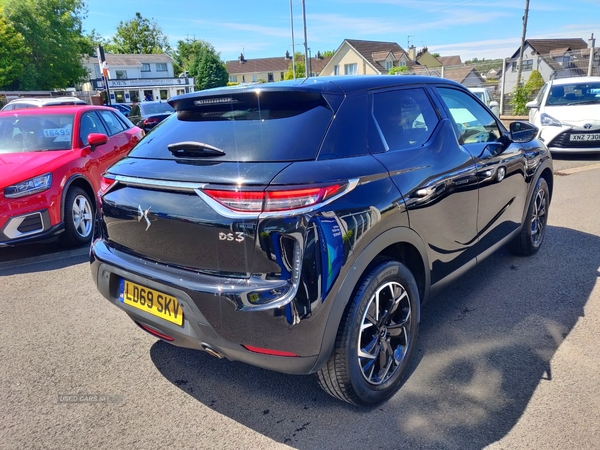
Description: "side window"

(79, 112), (108, 145)
(372, 88), (439, 151)
(98, 110), (126, 135)
(437, 87), (501, 144)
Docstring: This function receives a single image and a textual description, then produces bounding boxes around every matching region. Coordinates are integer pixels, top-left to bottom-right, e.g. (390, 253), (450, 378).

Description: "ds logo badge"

(138, 205), (152, 231)
(219, 232), (244, 242)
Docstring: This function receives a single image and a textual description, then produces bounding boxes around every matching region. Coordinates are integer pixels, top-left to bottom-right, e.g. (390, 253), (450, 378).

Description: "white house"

(81, 53), (195, 104)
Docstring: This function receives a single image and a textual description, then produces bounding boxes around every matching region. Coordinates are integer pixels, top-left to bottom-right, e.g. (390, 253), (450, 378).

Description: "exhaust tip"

(201, 343), (223, 359)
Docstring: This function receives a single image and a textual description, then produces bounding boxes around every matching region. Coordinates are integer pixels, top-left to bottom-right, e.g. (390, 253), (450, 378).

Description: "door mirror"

(87, 133), (108, 151)
(509, 121), (538, 143)
(526, 100), (539, 109)
(489, 100), (499, 108)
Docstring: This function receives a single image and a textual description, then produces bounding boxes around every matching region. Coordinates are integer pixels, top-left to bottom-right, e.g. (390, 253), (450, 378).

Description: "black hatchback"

(91, 76), (553, 406)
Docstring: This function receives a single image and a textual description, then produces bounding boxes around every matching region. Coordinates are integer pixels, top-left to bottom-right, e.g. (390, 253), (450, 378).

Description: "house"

(80, 53), (195, 104)
(319, 39), (415, 76)
(441, 66), (486, 88)
(224, 52), (331, 84)
(502, 38), (589, 91)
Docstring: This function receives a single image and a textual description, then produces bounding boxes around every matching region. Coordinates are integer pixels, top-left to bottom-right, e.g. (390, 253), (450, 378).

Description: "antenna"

(407, 35), (414, 48)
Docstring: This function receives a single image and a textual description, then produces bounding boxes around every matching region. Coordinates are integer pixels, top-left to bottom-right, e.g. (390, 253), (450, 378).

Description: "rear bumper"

(90, 239), (324, 375)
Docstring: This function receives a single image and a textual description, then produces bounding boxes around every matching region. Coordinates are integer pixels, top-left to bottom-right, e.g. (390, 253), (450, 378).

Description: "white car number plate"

(570, 133), (600, 141)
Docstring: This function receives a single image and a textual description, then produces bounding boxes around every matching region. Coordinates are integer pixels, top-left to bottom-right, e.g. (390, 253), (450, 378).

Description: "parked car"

(1, 96), (87, 111)
(108, 103), (132, 117)
(526, 76), (600, 153)
(91, 76), (553, 406)
(469, 87), (500, 116)
(127, 100), (174, 132)
(0, 105), (143, 247)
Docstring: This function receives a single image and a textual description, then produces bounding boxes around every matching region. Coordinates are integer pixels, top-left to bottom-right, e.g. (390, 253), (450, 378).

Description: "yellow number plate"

(120, 280), (183, 326)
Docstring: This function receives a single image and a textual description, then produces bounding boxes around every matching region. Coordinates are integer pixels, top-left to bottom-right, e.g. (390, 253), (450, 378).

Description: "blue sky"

(84, 0), (599, 62)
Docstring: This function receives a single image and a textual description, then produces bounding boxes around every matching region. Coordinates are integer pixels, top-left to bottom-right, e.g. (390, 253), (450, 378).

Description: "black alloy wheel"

(317, 259), (420, 406)
(508, 177), (550, 256)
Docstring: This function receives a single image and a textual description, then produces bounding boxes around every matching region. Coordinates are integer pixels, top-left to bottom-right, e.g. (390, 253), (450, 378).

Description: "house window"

(242, 75), (246, 83)
(159, 89), (168, 100)
(386, 61), (393, 71)
(93, 63), (101, 78)
(229, 75), (238, 83)
(344, 63), (357, 75)
(141, 63), (150, 72)
(334, 65), (340, 75)
(115, 70), (127, 80)
(280, 72), (284, 80)
(176, 89), (185, 95)
(156, 63), (167, 72)
(399, 61), (406, 67)
(268, 72), (274, 82)
(522, 59), (533, 71)
(129, 90), (140, 103)
(114, 90), (125, 103)
(252, 74), (258, 82)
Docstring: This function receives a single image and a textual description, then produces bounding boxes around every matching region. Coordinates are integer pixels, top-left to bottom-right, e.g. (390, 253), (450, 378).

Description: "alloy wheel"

(72, 194), (93, 238)
(357, 281), (412, 385)
(531, 187), (547, 247)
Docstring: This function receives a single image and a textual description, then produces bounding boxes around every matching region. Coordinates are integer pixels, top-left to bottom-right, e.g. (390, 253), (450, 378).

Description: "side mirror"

(526, 100), (538, 109)
(489, 100), (499, 108)
(509, 121), (538, 143)
(87, 133), (108, 151)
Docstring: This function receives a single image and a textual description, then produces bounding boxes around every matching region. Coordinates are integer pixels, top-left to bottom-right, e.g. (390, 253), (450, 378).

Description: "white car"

(526, 76), (600, 153)
(468, 87), (500, 116)
(1, 97), (87, 111)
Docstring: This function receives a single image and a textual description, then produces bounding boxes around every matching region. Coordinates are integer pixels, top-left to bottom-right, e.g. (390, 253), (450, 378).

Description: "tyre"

(317, 259), (420, 406)
(60, 187), (94, 248)
(508, 177), (549, 256)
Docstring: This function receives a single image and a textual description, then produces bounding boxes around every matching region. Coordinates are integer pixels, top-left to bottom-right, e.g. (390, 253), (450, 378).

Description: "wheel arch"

(310, 226), (430, 373)
(61, 174), (96, 222)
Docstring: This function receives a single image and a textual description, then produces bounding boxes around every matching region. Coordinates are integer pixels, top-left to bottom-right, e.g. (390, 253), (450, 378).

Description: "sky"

(83, 0), (600, 62)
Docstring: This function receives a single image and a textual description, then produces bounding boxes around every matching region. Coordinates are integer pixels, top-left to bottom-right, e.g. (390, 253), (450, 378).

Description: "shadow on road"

(150, 225), (598, 449)
(0, 242), (89, 275)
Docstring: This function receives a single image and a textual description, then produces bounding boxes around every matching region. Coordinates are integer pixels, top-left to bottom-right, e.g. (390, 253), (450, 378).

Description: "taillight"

(99, 175), (117, 195)
(203, 184), (345, 213)
(142, 117), (161, 127)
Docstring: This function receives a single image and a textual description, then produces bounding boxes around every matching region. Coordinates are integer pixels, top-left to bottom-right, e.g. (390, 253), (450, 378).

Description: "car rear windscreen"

(128, 91), (334, 162)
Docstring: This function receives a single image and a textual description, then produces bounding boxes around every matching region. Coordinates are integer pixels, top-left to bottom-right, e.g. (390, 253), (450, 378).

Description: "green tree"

(511, 70), (546, 115)
(284, 52), (306, 80)
(320, 50), (335, 57)
(3, 0), (89, 90)
(525, 69), (545, 95)
(189, 50), (228, 90)
(107, 12), (170, 54)
(0, 9), (29, 89)
(173, 37), (215, 77)
(388, 65), (409, 75)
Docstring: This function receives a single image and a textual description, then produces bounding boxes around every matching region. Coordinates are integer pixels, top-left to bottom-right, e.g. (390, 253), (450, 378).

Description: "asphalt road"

(1, 154), (599, 449)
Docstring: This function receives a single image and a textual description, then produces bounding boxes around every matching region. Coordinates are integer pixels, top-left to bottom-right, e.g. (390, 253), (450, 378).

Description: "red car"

(0, 105), (143, 247)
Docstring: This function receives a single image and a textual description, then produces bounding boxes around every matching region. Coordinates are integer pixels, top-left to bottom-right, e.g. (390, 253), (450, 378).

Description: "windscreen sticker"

(39, 127), (71, 142)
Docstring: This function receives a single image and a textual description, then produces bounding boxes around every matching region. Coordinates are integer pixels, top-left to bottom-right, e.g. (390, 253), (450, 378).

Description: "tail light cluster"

(203, 184), (346, 213)
(142, 117), (162, 128)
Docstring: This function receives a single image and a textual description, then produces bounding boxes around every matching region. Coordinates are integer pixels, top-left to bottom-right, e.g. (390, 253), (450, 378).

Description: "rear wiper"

(167, 141), (226, 156)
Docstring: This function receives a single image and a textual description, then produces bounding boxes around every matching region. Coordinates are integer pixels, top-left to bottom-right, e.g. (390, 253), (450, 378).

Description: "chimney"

(285, 50), (291, 59)
(239, 53), (245, 63)
(408, 45), (416, 61)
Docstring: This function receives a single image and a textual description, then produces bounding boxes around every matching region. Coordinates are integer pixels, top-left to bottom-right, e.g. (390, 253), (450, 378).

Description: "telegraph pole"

(289, 0), (296, 80)
(516, 0), (530, 86)
(302, 0), (309, 78)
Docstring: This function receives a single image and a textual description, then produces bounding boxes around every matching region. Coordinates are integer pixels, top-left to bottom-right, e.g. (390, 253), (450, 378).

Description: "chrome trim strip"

(113, 175), (207, 192)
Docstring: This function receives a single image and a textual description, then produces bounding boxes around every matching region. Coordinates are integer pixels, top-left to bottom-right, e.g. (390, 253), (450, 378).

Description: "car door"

(97, 109), (138, 161)
(368, 86), (480, 286)
(78, 111), (120, 186)
(435, 87), (528, 259)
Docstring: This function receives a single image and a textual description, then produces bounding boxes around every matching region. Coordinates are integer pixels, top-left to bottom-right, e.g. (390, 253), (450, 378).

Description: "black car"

(127, 100), (174, 132)
(91, 76), (553, 406)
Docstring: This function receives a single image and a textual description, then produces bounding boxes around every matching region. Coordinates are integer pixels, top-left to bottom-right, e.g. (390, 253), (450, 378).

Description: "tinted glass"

(438, 87), (501, 144)
(0, 113), (75, 152)
(372, 88), (439, 151)
(140, 102), (174, 115)
(129, 91), (334, 162)
(99, 110), (126, 135)
(79, 111), (108, 145)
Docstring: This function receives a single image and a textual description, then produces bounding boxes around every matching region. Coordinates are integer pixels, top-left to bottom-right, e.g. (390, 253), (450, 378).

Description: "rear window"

(141, 102), (175, 115)
(128, 91), (334, 162)
(0, 113), (74, 152)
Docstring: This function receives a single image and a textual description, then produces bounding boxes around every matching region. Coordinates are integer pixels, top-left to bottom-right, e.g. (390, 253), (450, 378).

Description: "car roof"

(0, 105), (117, 116)
(169, 75), (464, 110)
(551, 76), (600, 85)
